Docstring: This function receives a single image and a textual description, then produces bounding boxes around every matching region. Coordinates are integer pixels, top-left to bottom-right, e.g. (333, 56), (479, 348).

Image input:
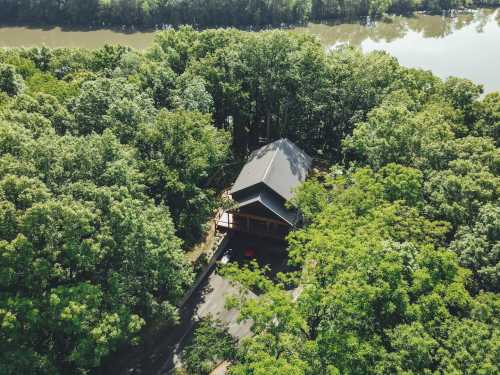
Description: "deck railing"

(216, 211), (289, 240)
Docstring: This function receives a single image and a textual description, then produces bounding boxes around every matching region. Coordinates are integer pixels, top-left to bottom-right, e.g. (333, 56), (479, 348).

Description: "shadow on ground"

(93, 233), (289, 375)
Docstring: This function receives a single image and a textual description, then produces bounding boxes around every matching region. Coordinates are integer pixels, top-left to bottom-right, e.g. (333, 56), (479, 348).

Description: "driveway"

(94, 233), (289, 375)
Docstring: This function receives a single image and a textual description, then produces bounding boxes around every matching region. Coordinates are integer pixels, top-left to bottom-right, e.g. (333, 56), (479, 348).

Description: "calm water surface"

(294, 8), (500, 93)
(0, 8), (499, 92)
(0, 26), (155, 50)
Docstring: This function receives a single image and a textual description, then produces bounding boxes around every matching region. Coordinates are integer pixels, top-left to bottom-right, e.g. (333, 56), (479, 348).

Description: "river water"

(0, 8), (499, 92)
(294, 8), (500, 93)
(0, 26), (155, 50)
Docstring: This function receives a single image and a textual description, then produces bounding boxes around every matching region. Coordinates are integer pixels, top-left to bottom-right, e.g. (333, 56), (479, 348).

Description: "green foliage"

(221, 44), (499, 372)
(226, 167), (498, 374)
(71, 77), (156, 141)
(26, 72), (79, 101)
(0, 26), (498, 375)
(2, 0), (490, 28)
(450, 203), (500, 293)
(344, 84), (500, 233)
(182, 317), (236, 375)
(0, 120), (194, 373)
(0, 41), (236, 374)
(474, 92), (500, 143)
(151, 28), (403, 158)
(0, 0), (314, 27)
(135, 110), (230, 245)
(0, 64), (25, 96)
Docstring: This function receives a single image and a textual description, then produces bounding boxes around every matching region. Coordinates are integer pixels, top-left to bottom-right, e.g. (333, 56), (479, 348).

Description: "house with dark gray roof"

(217, 138), (312, 240)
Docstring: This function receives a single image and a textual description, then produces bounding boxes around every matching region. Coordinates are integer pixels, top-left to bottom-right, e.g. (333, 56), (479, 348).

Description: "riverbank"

(1, 0), (498, 29)
(2, 8), (498, 92)
(1, 6), (498, 33)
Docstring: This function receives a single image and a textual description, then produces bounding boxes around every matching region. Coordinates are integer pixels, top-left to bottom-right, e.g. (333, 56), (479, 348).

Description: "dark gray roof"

(236, 190), (299, 225)
(231, 138), (312, 201)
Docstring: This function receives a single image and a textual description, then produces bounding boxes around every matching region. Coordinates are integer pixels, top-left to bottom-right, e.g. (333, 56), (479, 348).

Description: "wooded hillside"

(1, 0), (499, 27)
(0, 28), (498, 374)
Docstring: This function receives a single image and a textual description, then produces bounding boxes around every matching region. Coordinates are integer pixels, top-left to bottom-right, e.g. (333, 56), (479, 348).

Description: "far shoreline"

(1, 6), (497, 35)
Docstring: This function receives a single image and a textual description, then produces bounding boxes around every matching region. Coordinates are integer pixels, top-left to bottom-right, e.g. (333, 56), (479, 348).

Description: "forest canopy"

(1, 0), (499, 28)
(0, 26), (499, 374)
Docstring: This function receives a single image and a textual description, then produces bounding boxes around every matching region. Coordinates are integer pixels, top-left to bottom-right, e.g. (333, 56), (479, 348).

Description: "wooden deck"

(216, 211), (290, 240)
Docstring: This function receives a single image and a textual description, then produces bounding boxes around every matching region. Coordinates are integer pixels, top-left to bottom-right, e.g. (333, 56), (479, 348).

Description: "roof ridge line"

(261, 138), (282, 183)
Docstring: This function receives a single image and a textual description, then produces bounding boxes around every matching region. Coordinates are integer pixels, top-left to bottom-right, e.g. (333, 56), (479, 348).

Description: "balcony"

(216, 211), (290, 240)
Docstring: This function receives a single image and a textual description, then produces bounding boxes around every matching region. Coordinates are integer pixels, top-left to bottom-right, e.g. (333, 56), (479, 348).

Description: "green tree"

(450, 203), (500, 293)
(71, 77), (156, 141)
(225, 168), (497, 374)
(182, 317), (236, 375)
(0, 121), (193, 374)
(135, 110), (230, 246)
(0, 64), (25, 96)
(474, 92), (500, 143)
